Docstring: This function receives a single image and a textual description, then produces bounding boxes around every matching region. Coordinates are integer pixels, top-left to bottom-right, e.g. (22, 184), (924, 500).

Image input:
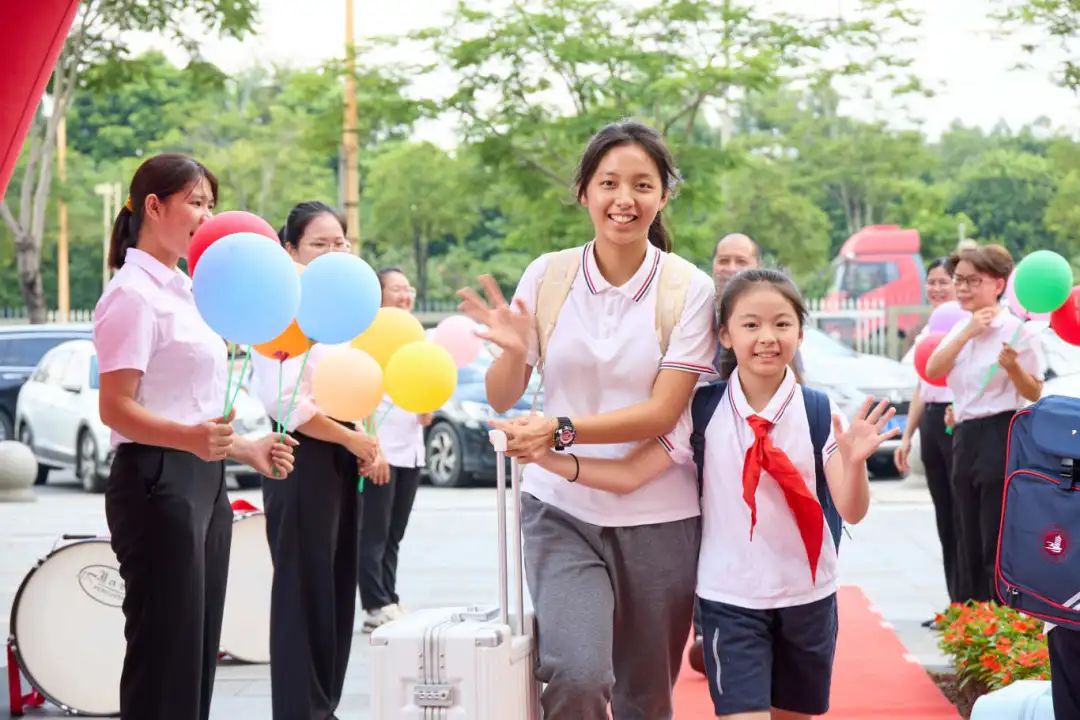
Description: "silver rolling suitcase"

(369, 429), (541, 719)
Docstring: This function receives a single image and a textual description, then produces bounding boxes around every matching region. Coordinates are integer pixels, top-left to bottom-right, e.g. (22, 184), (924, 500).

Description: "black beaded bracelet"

(568, 453), (580, 483)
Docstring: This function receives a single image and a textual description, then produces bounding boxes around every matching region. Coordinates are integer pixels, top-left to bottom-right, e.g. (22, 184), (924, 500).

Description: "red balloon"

(1051, 286), (1080, 346)
(914, 331), (948, 388)
(187, 211), (278, 276)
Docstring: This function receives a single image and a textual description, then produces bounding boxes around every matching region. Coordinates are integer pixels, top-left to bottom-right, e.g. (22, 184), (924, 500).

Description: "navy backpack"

(996, 395), (1080, 628)
(689, 381), (844, 550)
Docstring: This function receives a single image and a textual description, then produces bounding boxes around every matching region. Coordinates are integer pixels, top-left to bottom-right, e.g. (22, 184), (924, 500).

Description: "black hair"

(108, 153), (218, 269)
(716, 268), (808, 381)
(377, 266), (407, 288)
(927, 256), (955, 275)
(279, 201), (346, 248)
(573, 121), (680, 252)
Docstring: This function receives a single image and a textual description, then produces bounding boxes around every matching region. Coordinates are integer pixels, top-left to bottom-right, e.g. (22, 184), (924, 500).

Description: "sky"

(128, 0), (1079, 144)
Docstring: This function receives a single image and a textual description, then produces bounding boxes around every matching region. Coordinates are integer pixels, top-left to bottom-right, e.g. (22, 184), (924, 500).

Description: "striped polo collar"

(580, 240), (662, 302)
(728, 366), (799, 425)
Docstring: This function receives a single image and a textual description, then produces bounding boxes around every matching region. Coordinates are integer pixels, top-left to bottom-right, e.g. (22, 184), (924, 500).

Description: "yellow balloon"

(350, 307), (426, 368)
(312, 347), (383, 421)
(384, 341), (457, 413)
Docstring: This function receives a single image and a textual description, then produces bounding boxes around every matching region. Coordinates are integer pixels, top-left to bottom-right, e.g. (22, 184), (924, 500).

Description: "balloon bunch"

(187, 211), (485, 463)
(913, 249), (1078, 387)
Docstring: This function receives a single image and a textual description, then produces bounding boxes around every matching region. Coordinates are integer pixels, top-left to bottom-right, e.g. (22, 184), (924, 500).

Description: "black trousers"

(359, 465), (421, 611)
(106, 443), (231, 720)
(1050, 626), (1080, 720)
(262, 427), (360, 720)
(951, 411), (1014, 603)
(921, 402), (958, 602)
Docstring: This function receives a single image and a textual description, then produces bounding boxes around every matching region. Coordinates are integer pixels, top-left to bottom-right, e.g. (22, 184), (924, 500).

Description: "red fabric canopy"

(0, 0), (80, 199)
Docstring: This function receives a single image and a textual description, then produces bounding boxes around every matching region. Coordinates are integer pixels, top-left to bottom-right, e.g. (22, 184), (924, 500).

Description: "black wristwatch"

(553, 417), (577, 451)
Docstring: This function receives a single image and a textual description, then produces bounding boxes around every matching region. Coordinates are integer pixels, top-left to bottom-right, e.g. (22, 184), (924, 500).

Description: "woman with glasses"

(358, 267), (432, 631)
(895, 257), (961, 616)
(925, 244), (1043, 603)
(249, 201), (380, 719)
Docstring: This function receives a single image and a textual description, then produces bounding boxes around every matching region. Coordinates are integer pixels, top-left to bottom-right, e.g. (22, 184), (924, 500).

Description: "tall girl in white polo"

(460, 122), (716, 719)
(925, 244), (1043, 602)
(530, 269), (899, 720)
(94, 154), (295, 720)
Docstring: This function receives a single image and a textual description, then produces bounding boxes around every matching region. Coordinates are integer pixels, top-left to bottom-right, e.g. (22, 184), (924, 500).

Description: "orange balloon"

(312, 347), (384, 421)
(253, 319), (313, 361)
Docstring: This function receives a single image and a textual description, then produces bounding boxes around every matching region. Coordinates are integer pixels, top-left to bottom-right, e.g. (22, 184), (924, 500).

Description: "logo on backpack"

(1042, 527), (1068, 560)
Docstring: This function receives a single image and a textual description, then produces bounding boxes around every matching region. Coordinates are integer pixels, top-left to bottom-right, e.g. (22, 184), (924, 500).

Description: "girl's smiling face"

(579, 143), (668, 249)
(720, 284), (802, 380)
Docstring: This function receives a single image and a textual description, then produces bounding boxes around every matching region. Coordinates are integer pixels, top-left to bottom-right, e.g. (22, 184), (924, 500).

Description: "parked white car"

(801, 326), (918, 478)
(15, 339), (272, 492)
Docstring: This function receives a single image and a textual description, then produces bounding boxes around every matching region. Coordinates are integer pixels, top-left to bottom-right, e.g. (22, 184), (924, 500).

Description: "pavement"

(2, 471), (950, 718)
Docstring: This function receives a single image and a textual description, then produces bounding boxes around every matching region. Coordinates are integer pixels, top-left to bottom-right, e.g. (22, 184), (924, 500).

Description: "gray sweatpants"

(521, 493), (701, 720)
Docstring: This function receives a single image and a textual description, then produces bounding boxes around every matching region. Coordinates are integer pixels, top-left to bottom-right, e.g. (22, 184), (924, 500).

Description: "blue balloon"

(296, 253), (381, 343)
(192, 232), (300, 345)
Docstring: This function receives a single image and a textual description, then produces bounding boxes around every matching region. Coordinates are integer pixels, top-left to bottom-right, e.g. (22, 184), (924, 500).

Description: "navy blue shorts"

(698, 593), (838, 716)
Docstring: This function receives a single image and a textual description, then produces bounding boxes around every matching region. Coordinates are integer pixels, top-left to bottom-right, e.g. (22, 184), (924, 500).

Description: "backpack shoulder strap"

(690, 380), (727, 497)
(801, 385), (843, 549)
(534, 247), (582, 369)
(654, 252), (697, 356)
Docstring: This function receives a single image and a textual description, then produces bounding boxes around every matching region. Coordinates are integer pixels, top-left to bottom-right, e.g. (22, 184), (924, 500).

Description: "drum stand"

(6, 641), (44, 715)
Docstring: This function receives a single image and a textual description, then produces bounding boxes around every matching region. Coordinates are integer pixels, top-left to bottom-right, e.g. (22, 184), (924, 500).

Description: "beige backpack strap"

(654, 252), (697, 356)
(534, 247), (582, 369)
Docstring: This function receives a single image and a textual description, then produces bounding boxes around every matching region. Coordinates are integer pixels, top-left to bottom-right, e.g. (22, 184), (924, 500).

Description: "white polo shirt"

(375, 398), (425, 468)
(942, 308), (1044, 424)
(512, 241), (716, 527)
(667, 368), (846, 609)
(93, 248), (228, 447)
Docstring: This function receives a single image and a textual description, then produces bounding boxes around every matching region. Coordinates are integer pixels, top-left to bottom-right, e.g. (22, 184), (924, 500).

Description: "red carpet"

(673, 586), (961, 719)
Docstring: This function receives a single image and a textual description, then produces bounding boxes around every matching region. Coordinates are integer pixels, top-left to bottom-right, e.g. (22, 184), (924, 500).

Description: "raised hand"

(834, 397), (901, 466)
(457, 275), (532, 356)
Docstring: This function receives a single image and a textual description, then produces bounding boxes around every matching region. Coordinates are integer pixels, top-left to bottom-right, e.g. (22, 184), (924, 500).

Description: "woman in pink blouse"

(925, 244), (1043, 603)
(93, 154), (296, 720)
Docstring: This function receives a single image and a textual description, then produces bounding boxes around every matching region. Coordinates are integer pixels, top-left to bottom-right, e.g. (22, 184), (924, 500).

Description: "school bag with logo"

(533, 245), (699, 368)
(996, 395), (1080, 629)
(688, 381), (844, 550)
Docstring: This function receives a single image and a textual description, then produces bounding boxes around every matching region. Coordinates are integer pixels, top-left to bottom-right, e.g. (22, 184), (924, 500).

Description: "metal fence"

(806, 298), (932, 359)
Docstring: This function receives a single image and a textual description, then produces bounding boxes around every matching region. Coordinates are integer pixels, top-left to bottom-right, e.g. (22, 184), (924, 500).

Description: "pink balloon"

(926, 301), (968, 333)
(1005, 270), (1051, 322)
(434, 315), (483, 368)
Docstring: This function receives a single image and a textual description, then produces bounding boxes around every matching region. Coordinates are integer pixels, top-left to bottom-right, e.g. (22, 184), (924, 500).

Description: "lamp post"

(93, 181), (122, 293)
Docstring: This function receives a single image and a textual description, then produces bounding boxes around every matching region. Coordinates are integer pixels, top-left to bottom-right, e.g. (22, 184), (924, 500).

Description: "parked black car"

(424, 353), (539, 487)
(0, 324), (93, 442)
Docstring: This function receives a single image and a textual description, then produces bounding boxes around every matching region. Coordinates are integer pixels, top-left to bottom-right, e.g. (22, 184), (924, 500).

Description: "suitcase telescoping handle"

(489, 429), (526, 636)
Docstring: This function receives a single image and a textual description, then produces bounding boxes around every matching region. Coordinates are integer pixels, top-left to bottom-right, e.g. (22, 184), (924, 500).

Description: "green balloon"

(1015, 250), (1074, 313)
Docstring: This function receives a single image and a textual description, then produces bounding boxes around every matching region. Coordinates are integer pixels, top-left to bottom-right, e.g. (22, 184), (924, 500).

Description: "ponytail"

(108, 203), (140, 270)
(648, 211), (672, 252)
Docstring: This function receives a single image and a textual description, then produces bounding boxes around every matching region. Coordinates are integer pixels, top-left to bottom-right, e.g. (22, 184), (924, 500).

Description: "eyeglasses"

(952, 274), (984, 289)
(386, 285), (417, 297)
(304, 239), (352, 252)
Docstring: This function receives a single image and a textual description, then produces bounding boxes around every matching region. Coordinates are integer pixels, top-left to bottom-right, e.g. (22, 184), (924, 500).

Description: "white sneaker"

(362, 608), (393, 633)
(385, 603), (406, 620)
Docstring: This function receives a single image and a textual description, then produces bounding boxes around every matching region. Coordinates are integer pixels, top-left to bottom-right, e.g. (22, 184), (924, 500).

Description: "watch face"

(557, 428), (575, 444)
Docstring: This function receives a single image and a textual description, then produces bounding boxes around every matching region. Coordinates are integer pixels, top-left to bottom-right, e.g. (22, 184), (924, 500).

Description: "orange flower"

(983, 622), (998, 636)
(980, 654), (1002, 672)
(1001, 672), (1012, 684)
(996, 637), (1013, 653)
(1012, 620), (1030, 632)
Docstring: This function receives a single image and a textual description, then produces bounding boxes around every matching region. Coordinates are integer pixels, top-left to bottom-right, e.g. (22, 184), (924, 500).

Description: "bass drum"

(219, 511), (273, 663)
(9, 539), (124, 715)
